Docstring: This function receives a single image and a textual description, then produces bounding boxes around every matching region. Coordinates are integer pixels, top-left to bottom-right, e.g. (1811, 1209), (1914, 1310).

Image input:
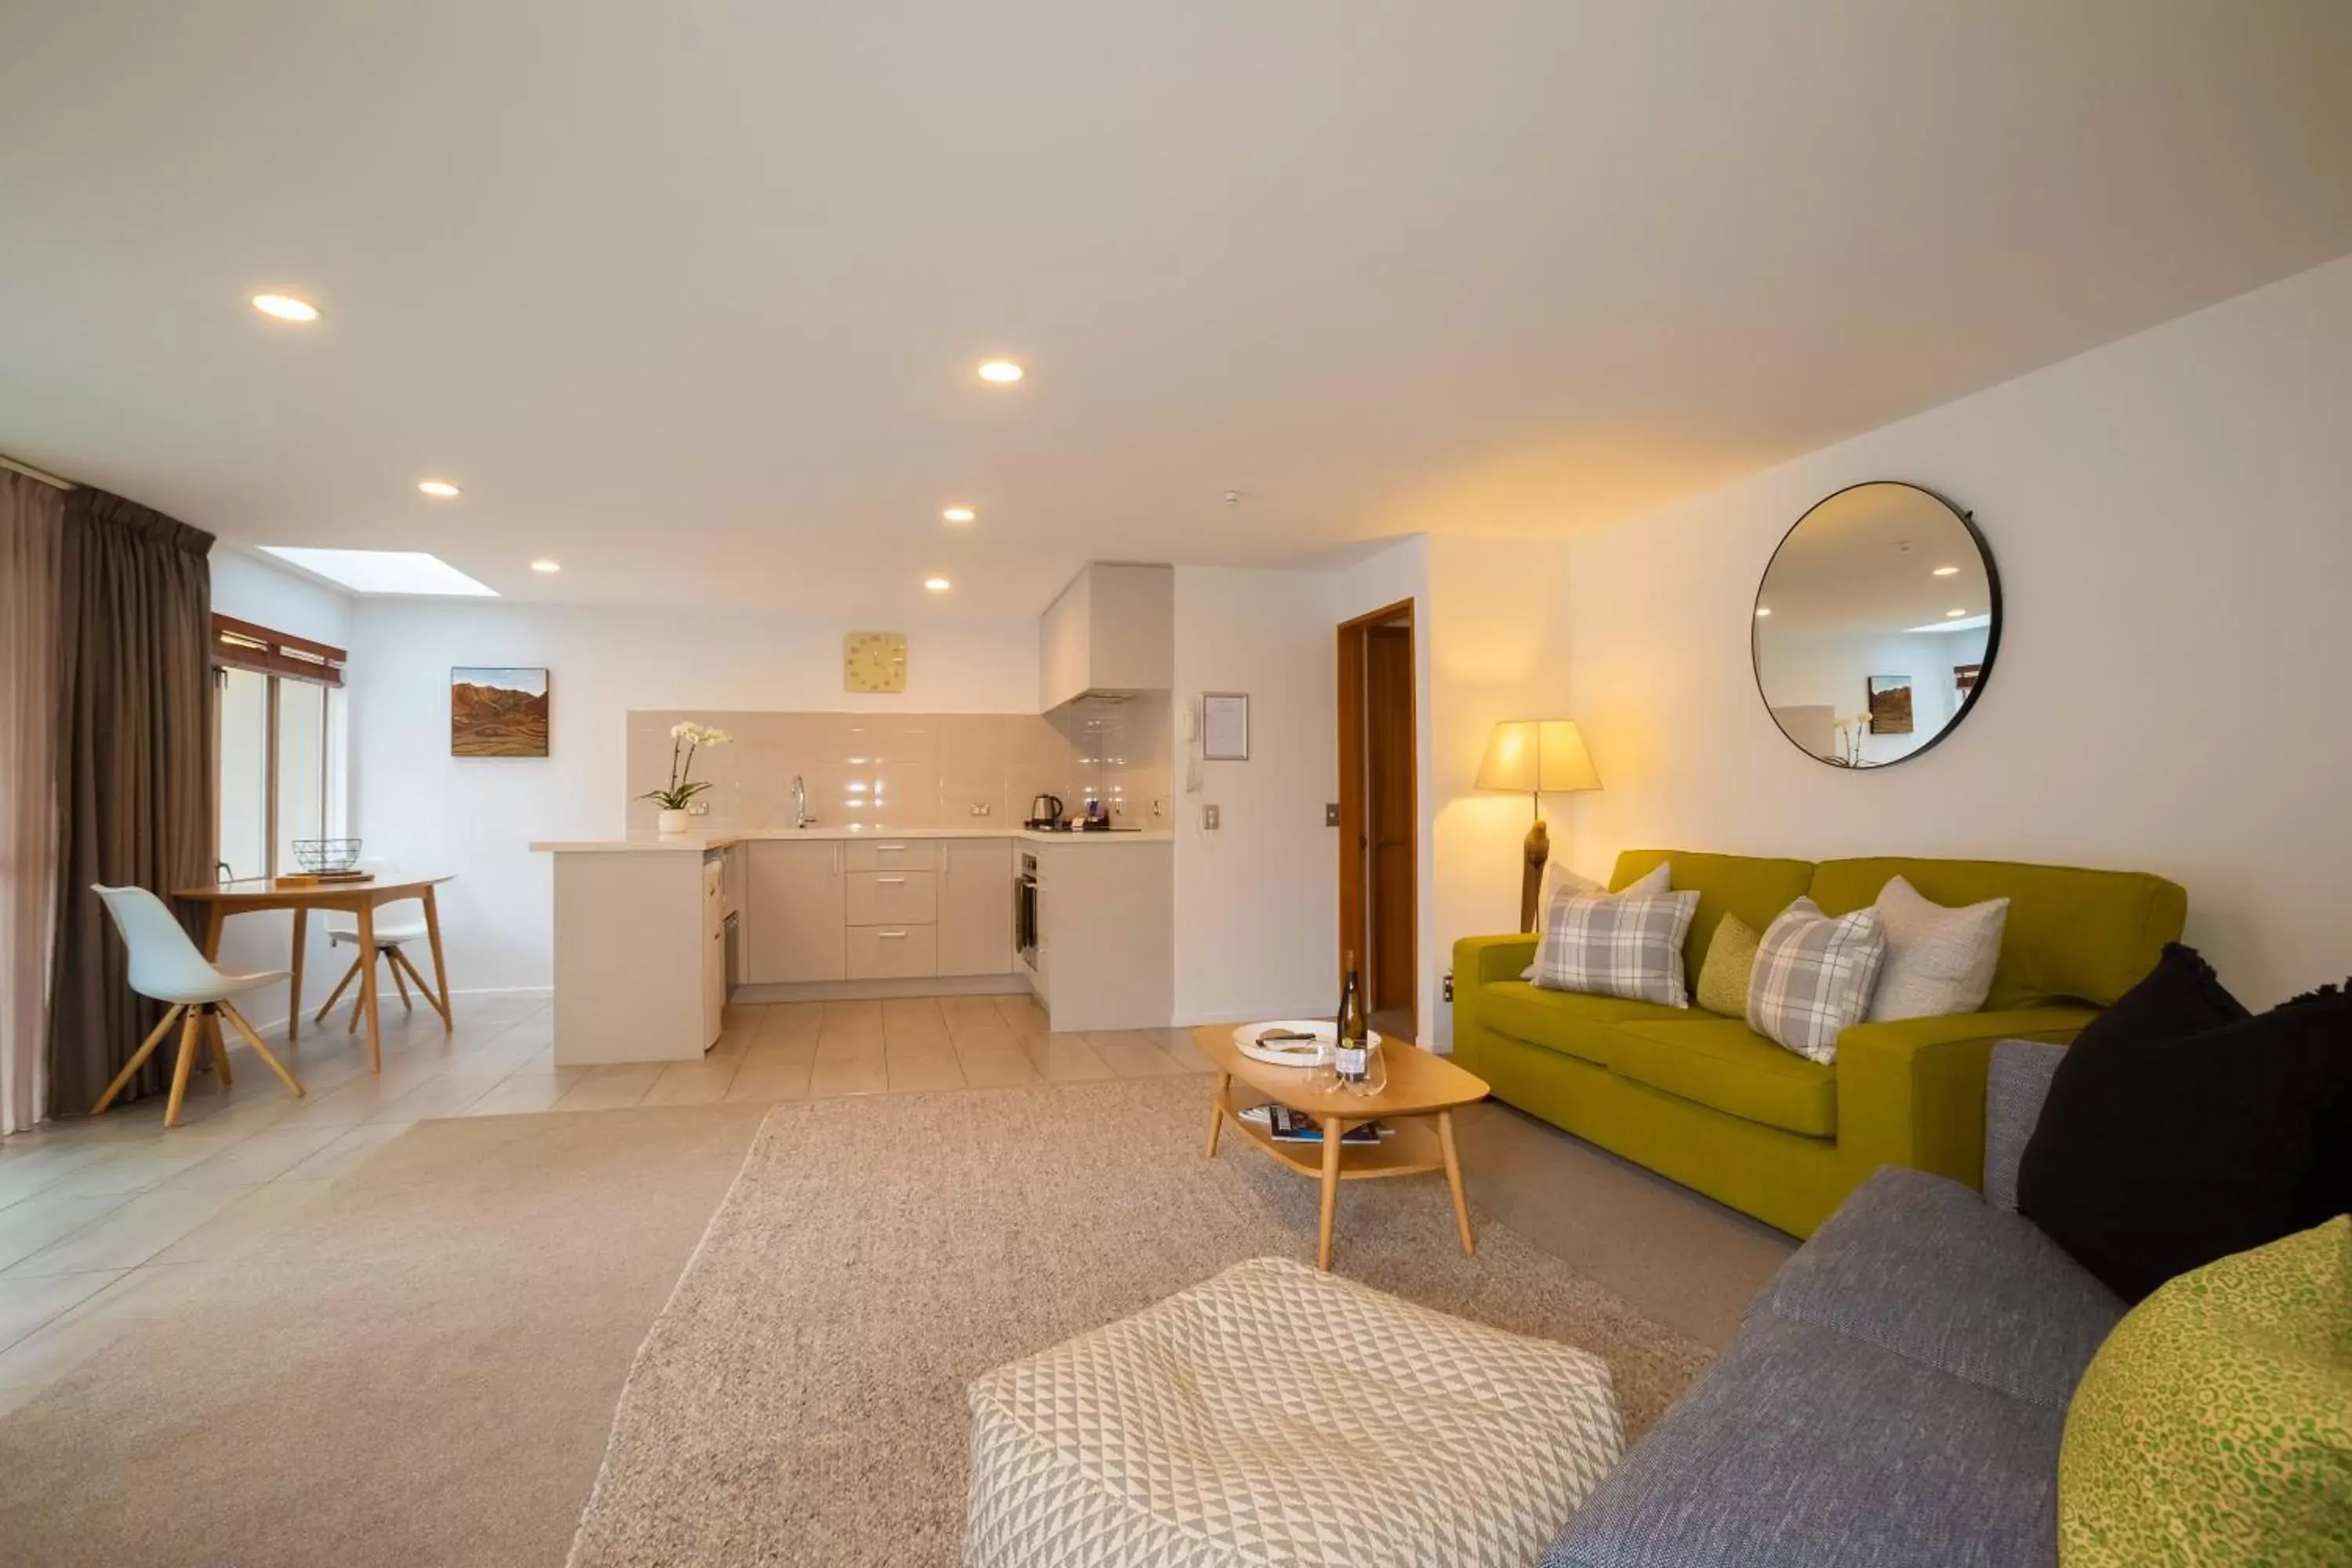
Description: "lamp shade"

(1474, 720), (1600, 795)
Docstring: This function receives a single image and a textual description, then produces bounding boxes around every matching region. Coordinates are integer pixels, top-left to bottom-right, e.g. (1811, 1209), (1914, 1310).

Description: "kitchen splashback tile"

(627, 706), (1163, 832)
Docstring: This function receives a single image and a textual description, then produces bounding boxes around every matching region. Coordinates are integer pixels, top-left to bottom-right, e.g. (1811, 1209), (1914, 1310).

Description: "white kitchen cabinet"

(1030, 838), (1171, 1031)
(745, 839), (845, 982)
(938, 837), (1015, 975)
(845, 923), (939, 980)
(845, 869), (938, 926)
(1039, 563), (1173, 710)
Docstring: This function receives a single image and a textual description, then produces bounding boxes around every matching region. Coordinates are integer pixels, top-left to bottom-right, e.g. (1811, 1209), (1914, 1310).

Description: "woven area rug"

(567, 1076), (1712, 1568)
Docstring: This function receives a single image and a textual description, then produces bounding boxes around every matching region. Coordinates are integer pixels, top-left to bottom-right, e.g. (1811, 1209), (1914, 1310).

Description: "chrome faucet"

(791, 774), (814, 829)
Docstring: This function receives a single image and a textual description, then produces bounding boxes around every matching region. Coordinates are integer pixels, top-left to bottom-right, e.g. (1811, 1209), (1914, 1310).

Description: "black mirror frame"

(1750, 480), (2002, 771)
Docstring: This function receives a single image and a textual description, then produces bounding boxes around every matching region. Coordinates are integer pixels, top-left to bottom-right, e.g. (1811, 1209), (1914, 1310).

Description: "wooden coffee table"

(1196, 1023), (1491, 1271)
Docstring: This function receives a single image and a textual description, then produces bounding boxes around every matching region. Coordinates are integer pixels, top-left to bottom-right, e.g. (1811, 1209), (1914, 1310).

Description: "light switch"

(1325, 803), (1340, 826)
(1202, 804), (1221, 831)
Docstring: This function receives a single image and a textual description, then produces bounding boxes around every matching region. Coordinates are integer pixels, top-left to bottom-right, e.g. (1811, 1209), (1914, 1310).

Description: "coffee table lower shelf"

(1214, 1094), (1446, 1179)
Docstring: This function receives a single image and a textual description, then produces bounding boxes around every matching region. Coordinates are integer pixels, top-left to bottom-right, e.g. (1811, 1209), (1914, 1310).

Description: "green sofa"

(1452, 851), (2187, 1236)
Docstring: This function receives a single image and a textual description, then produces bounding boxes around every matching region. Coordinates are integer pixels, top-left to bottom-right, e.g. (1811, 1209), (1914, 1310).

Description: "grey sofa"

(1545, 1042), (2122, 1568)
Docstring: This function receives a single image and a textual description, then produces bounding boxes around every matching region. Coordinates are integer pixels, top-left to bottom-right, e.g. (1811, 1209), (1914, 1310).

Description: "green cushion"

(1806, 857), (2186, 1010)
(2060, 1217), (2351, 1566)
(1475, 981), (1691, 1067)
(1612, 849), (1816, 988)
(1694, 912), (1760, 1017)
(1608, 1017), (1839, 1138)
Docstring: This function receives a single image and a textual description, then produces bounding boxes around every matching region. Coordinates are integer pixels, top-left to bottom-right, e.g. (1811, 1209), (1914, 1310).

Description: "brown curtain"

(1, 471), (67, 1132)
(45, 487), (214, 1113)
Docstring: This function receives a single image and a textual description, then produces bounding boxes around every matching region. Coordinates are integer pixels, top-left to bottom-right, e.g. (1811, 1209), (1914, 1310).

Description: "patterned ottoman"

(961, 1257), (1624, 1568)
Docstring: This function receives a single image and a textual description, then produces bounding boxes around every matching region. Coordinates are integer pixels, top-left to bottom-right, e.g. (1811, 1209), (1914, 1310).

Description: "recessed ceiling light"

(924, 576), (952, 592)
(250, 293), (320, 322)
(1754, 607), (1772, 617)
(417, 480), (461, 499)
(976, 360), (1024, 384)
(530, 559), (561, 573)
(1946, 608), (1967, 617)
(1933, 564), (1961, 576)
(942, 506), (977, 524)
(257, 546), (497, 597)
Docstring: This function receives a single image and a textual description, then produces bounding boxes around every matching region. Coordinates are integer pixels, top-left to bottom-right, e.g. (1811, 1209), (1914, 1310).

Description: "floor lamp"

(1474, 720), (1601, 932)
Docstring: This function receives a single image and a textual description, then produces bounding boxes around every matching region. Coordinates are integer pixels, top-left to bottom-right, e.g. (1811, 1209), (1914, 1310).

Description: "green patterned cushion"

(1693, 913), (1759, 1017)
(2059, 1217), (2352, 1566)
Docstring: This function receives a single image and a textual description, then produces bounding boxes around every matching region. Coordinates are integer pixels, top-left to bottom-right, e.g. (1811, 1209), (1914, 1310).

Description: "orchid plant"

(1826, 711), (1875, 768)
(641, 720), (732, 810)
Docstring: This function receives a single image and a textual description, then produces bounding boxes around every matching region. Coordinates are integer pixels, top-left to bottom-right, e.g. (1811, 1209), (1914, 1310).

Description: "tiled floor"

(0, 987), (1207, 1412)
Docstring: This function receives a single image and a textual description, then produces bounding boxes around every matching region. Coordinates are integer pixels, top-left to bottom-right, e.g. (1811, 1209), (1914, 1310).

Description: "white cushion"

(1864, 875), (2009, 1022)
(1522, 860), (1668, 980)
(963, 1256), (1624, 1568)
(1747, 897), (1886, 1063)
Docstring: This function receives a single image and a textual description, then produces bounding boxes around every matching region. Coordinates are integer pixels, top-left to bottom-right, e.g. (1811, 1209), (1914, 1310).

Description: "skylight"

(259, 547), (498, 597)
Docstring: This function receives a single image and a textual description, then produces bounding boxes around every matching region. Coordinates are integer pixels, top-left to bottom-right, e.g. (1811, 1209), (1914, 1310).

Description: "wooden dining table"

(173, 873), (456, 1074)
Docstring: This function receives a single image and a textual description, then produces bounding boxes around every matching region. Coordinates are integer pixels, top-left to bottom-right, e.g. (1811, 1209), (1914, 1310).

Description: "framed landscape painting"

(451, 666), (550, 757)
(1865, 674), (1915, 735)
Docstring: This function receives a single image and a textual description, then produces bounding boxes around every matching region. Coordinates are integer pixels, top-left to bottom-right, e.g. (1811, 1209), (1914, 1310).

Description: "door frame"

(1336, 597), (1417, 1036)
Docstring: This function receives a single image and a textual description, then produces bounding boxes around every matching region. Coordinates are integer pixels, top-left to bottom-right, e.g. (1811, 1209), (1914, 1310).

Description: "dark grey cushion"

(1756, 1166), (2122, 1408)
(1984, 1040), (2067, 1211)
(1545, 1313), (2066, 1568)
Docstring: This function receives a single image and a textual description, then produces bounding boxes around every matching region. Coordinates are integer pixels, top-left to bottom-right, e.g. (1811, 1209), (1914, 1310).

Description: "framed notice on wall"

(1202, 692), (1250, 760)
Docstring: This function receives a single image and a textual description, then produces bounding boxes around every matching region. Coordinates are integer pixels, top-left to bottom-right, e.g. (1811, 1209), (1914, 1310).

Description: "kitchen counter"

(530, 826), (1173, 853)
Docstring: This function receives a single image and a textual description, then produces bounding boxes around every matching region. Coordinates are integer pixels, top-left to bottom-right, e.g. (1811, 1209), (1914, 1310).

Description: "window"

(211, 615), (349, 880)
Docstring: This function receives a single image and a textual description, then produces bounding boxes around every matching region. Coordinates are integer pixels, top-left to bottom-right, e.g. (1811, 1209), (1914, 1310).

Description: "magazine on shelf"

(1237, 1105), (1389, 1145)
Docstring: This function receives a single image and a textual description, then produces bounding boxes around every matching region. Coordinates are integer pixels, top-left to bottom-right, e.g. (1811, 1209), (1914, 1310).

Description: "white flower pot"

(656, 808), (691, 834)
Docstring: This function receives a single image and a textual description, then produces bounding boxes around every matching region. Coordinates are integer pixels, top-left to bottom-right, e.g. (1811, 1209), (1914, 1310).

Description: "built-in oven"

(1015, 852), (1040, 968)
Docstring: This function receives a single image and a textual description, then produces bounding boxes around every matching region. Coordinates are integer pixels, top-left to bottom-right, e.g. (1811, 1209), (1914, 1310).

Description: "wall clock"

(843, 631), (908, 693)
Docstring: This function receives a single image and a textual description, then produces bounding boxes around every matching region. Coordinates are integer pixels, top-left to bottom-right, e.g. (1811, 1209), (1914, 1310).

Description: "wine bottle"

(1335, 952), (1369, 1086)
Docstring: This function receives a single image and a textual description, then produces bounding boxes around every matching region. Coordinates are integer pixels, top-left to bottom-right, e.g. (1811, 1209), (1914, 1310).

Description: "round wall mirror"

(1752, 481), (1999, 768)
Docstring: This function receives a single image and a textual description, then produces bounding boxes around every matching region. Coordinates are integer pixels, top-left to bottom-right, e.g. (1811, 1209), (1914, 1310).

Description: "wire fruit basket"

(290, 838), (365, 876)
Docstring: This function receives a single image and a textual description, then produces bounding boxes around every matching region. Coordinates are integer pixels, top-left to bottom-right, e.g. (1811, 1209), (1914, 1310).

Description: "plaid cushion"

(1523, 861), (1668, 981)
(1530, 889), (1700, 1007)
(1748, 897), (1888, 1062)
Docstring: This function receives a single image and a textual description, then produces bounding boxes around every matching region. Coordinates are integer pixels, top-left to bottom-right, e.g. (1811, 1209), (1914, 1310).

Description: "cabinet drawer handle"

(877, 876), (907, 885)
(877, 844), (906, 852)
(878, 930), (907, 939)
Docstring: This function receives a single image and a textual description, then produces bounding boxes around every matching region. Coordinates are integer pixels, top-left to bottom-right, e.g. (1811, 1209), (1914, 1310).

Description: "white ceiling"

(4, 1), (2350, 617)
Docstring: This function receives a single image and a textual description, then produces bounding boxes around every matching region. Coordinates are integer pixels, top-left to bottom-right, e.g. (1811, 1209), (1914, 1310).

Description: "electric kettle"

(1029, 793), (1065, 826)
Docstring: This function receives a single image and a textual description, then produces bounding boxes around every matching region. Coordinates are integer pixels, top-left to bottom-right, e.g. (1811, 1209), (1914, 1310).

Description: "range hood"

(1040, 563), (1173, 712)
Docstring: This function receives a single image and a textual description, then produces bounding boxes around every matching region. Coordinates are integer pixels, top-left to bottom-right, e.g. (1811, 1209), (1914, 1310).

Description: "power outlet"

(1152, 798), (1167, 818)
(688, 800), (711, 816)
(1442, 971), (1454, 1003)
(1202, 804), (1221, 831)
(968, 802), (992, 816)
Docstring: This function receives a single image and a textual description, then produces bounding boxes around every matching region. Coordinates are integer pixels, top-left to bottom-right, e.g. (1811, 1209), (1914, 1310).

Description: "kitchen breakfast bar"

(528, 828), (1173, 1067)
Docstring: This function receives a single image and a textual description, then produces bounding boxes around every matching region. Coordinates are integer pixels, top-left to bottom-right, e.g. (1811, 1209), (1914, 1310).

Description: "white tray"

(1232, 1019), (1384, 1068)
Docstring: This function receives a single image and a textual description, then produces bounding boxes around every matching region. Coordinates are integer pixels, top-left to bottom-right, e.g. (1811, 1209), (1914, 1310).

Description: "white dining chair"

(89, 884), (307, 1127)
(314, 892), (440, 1033)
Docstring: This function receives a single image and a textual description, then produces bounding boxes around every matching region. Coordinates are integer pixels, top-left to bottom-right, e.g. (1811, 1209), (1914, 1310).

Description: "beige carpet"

(568, 1076), (1713, 1568)
(0, 1105), (767, 1568)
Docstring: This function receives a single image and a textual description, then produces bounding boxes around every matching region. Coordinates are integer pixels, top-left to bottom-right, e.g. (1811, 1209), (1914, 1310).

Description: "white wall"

(207, 550), (355, 1029)
(1170, 567), (1341, 1023)
(1560, 252), (2352, 1006)
(346, 601), (1038, 993)
(1425, 535), (1576, 1045)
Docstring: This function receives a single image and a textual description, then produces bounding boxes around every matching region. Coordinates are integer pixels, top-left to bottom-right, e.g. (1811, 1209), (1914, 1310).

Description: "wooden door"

(1364, 626), (1417, 1019)
(1336, 600), (1417, 1036)
(937, 837), (1015, 975)
(743, 840), (845, 982)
